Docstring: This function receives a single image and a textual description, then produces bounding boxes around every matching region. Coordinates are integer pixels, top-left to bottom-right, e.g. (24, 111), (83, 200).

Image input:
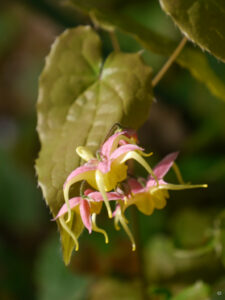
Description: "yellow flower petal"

(95, 170), (112, 218)
(132, 193), (155, 215)
(76, 146), (95, 161)
(151, 191), (168, 209)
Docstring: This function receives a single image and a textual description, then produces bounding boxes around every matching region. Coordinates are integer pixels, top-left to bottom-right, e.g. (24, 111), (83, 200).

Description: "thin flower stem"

(172, 162), (185, 184)
(109, 31), (120, 52)
(152, 36), (188, 87)
(131, 207), (149, 300)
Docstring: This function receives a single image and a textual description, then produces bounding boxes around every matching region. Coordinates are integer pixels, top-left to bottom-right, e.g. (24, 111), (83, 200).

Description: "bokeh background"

(1, 0), (225, 299)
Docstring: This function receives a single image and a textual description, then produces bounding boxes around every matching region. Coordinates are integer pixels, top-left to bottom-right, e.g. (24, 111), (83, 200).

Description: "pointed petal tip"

(64, 258), (70, 266)
(65, 213), (71, 223)
(132, 244), (136, 251)
(104, 199), (113, 218)
(140, 151), (153, 157)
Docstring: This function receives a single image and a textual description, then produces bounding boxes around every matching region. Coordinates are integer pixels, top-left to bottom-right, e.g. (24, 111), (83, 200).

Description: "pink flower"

(111, 152), (207, 251)
(124, 152), (207, 215)
(55, 189), (122, 250)
(63, 130), (154, 221)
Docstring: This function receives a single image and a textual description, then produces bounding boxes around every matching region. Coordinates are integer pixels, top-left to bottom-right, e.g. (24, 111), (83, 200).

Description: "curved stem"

(172, 162), (185, 184)
(152, 36), (187, 87)
(109, 31), (120, 52)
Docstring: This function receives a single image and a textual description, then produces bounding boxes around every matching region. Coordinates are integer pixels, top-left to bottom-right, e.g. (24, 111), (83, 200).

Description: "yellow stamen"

(91, 213), (109, 244)
(76, 146), (95, 161)
(95, 170), (112, 218)
(59, 216), (79, 251)
(172, 162), (185, 184)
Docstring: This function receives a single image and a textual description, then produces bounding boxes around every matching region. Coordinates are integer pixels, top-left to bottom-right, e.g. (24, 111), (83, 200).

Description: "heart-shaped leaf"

(160, 0), (225, 63)
(36, 26), (153, 264)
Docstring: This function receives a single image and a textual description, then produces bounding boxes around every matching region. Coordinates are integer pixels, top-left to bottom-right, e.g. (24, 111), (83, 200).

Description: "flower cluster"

(54, 129), (207, 251)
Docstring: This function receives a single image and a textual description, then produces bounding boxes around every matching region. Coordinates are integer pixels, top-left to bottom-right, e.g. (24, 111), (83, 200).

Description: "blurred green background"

(1, 0), (225, 299)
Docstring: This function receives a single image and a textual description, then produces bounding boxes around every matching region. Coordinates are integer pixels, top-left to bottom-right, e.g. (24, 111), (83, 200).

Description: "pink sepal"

(110, 144), (143, 160)
(97, 159), (111, 174)
(53, 197), (81, 220)
(146, 179), (166, 189)
(63, 164), (97, 188)
(149, 152), (179, 180)
(80, 199), (92, 233)
(100, 131), (126, 158)
(128, 178), (144, 194)
(88, 191), (122, 202)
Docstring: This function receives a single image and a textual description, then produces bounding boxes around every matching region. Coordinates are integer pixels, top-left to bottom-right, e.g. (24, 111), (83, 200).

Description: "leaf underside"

(36, 26), (153, 264)
(160, 0), (225, 63)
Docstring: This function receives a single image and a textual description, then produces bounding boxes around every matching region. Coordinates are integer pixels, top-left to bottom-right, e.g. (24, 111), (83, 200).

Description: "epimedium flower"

(54, 189), (122, 251)
(110, 152), (207, 251)
(123, 152), (208, 215)
(63, 130), (155, 222)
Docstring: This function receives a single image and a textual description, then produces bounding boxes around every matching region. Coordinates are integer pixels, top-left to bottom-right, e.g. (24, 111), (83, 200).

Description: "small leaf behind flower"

(36, 26), (153, 264)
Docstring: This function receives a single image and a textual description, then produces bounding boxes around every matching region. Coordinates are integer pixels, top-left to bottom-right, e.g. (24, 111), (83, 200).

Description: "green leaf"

(36, 26), (153, 264)
(177, 47), (225, 103)
(35, 234), (91, 300)
(70, 0), (225, 103)
(171, 281), (210, 300)
(159, 0), (225, 63)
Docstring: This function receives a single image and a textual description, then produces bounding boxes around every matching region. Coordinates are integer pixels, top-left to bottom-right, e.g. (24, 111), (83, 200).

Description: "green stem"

(152, 36), (187, 87)
(109, 31), (120, 52)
